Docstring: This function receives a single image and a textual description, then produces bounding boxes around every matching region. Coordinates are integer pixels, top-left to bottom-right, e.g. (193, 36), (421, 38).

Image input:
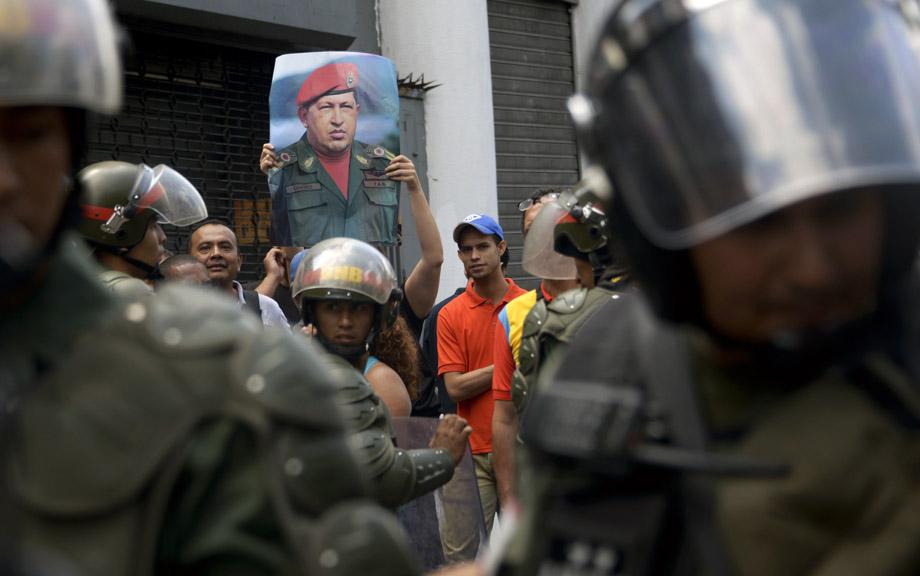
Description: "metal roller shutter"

(488, 0), (581, 289)
(85, 29), (278, 284)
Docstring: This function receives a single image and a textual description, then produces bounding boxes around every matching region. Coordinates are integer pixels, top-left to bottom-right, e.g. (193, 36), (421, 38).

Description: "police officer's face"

(689, 190), (883, 343)
(300, 93), (359, 157)
(313, 300), (374, 346)
(127, 219), (166, 268)
(0, 107), (72, 255)
(458, 228), (506, 280)
(190, 224), (242, 287)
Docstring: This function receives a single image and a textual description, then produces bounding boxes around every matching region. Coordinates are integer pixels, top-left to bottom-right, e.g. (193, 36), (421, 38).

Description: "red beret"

(296, 62), (359, 108)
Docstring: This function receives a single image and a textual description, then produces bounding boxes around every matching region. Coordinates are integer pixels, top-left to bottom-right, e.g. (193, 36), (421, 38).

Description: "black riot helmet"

(571, 0), (920, 325)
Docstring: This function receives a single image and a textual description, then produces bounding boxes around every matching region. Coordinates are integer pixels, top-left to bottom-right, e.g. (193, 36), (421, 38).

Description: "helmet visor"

(591, 0), (920, 249)
(522, 201), (578, 280)
(128, 164), (208, 227)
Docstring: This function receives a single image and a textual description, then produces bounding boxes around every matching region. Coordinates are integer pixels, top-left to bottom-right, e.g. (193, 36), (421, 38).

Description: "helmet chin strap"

(317, 324), (381, 366)
(320, 339), (368, 363)
(120, 254), (164, 281)
(704, 312), (883, 382)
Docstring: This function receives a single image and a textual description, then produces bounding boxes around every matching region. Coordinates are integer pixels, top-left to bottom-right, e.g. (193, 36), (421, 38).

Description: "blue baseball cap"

(289, 248), (308, 285)
(452, 214), (504, 243)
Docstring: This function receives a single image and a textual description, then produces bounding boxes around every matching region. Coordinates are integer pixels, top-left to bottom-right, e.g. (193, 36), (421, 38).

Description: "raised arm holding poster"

(266, 52), (400, 248)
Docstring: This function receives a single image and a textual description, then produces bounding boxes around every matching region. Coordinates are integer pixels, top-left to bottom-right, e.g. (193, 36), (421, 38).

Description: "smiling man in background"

(189, 221), (288, 328)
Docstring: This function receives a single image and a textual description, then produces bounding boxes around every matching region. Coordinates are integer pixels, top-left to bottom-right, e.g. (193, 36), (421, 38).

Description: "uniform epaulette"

(275, 147), (299, 169)
(364, 143), (396, 161)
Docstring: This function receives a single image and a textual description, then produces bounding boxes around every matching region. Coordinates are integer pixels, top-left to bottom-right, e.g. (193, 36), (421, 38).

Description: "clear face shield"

(522, 200), (579, 280)
(578, 0), (920, 250)
(101, 164), (208, 234)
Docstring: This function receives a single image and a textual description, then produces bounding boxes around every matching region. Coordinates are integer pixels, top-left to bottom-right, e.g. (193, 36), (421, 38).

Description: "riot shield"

(392, 417), (487, 571)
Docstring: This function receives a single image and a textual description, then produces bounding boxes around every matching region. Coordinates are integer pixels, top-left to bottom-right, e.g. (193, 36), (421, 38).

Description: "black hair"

(160, 253), (205, 277)
(521, 187), (567, 232)
(188, 218), (238, 250)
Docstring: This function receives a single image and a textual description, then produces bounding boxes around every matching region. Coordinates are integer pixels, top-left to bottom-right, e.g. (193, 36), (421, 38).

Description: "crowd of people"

(5, 0), (920, 575)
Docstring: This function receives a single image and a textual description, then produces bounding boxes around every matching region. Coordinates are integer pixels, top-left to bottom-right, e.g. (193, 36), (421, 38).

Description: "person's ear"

(297, 106), (309, 128)
(498, 240), (507, 255)
(236, 252), (243, 272)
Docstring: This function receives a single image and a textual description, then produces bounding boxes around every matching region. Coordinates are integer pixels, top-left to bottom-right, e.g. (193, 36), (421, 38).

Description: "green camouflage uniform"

(501, 293), (920, 575)
(512, 271), (629, 417)
(97, 269), (153, 299)
(320, 355), (456, 509)
(267, 136), (398, 248)
(1, 239), (418, 576)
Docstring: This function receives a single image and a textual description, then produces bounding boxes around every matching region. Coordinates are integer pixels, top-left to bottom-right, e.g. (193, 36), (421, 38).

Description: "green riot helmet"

(571, 0), (920, 324)
(78, 161), (208, 249)
(291, 237), (402, 359)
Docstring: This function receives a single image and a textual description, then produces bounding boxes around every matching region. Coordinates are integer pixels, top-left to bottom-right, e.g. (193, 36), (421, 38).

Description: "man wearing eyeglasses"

(492, 188), (580, 513)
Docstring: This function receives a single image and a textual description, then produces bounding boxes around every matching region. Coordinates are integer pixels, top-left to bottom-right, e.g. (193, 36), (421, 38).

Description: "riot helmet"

(78, 161), (208, 249)
(291, 237), (402, 359)
(573, 0), (920, 324)
(0, 0), (123, 296)
(0, 0), (122, 114)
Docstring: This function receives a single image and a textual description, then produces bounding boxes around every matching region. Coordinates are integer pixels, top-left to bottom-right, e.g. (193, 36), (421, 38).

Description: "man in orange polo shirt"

(491, 189), (580, 513)
(438, 213), (527, 537)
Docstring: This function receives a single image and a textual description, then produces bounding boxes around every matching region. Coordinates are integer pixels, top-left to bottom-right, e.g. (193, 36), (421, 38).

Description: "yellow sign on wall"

(233, 199), (271, 245)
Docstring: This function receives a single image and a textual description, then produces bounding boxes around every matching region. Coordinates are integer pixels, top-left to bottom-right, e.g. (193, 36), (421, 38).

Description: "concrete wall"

(571, 0), (616, 90)
(378, 0), (498, 300)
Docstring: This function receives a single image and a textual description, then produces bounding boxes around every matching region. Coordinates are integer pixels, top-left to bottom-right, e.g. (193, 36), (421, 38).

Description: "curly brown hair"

(371, 315), (421, 401)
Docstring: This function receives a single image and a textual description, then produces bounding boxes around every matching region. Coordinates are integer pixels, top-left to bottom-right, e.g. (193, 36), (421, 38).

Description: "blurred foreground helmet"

(292, 237), (402, 356)
(522, 200), (578, 281)
(0, 0), (123, 296)
(78, 161), (208, 249)
(572, 0), (920, 321)
(0, 0), (122, 113)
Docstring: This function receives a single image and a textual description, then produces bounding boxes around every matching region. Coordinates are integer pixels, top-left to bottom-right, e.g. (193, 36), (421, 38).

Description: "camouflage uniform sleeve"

(320, 354), (455, 509)
(146, 288), (419, 575)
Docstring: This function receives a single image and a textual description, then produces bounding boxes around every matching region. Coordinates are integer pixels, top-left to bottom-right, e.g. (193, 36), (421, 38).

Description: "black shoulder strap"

(543, 295), (736, 576)
(242, 290), (262, 318)
(639, 324), (735, 576)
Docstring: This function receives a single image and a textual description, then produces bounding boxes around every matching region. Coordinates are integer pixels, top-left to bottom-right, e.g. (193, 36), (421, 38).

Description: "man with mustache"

(266, 61), (404, 248)
(189, 221), (288, 328)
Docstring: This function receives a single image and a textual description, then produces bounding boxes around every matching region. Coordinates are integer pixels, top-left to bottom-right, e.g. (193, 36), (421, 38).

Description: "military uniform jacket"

(97, 268), (153, 299)
(1, 242), (419, 576)
(507, 291), (920, 576)
(268, 134), (398, 247)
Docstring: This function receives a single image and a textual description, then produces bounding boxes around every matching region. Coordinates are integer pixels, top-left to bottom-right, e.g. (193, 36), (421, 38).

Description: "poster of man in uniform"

(266, 52), (400, 248)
